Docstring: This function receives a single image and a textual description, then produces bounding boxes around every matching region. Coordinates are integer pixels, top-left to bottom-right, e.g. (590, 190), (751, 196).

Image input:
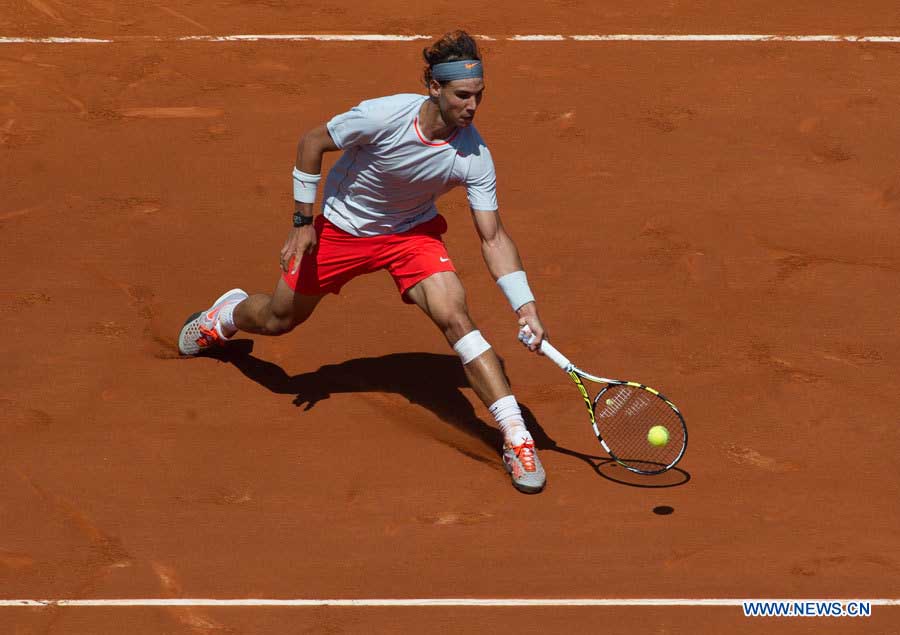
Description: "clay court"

(2, 2), (900, 633)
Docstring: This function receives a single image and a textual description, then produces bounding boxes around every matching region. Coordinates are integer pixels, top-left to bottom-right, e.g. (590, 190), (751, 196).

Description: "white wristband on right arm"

(496, 270), (535, 312)
(292, 167), (321, 204)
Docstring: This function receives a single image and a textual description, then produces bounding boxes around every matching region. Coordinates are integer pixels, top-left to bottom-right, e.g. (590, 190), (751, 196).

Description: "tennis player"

(179, 30), (549, 493)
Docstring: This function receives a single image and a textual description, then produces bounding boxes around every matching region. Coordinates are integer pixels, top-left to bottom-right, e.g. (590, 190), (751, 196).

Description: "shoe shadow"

(208, 340), (691, 487)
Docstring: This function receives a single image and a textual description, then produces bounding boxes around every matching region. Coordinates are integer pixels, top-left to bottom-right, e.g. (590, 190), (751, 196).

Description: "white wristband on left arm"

(497, 270), (535, 311)
(293, 167), (321, 204)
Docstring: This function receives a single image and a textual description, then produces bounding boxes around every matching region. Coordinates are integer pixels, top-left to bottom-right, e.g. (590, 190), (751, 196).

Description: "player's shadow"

(210, 341), (501, 458)
(209, 340), (690, 487)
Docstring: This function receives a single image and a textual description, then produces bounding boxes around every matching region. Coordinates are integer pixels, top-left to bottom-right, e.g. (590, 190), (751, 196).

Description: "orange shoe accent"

(510, 440), (537, 472)
(205, 303), (225, 323)
(195, 324), (223, 348)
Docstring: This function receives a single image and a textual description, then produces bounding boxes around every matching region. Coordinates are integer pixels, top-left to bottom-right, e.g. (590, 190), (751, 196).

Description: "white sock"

(489, 395), (533, 447)
(215, 300), (241, 338)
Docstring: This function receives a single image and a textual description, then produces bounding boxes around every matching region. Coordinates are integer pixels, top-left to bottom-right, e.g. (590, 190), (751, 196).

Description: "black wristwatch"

(292, 210), (314, 228)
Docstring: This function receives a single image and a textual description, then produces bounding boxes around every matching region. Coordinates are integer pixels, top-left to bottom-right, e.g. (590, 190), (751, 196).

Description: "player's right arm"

(282, 98), (386, 273)
(281, 124), (340, 274)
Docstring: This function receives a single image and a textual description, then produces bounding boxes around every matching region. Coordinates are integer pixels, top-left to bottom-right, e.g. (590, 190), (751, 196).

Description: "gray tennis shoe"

(178, 288), (248, 356)
(502, 439), (546, 494)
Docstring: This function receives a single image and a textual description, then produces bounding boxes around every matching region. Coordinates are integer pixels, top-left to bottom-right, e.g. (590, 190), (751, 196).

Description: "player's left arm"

(471, 208), (546, 351)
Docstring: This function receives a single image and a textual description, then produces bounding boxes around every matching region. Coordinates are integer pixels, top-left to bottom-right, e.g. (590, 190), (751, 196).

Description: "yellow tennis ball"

(647, 425), (669, 447)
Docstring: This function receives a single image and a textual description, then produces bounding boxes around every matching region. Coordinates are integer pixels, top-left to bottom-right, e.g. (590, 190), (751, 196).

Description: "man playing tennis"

(179, 30), (549, 493)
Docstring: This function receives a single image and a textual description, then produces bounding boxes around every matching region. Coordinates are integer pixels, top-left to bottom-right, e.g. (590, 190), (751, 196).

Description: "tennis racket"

(518, 326), (687, 475)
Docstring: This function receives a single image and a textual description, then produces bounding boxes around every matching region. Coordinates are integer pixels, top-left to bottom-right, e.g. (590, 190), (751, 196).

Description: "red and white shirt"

(323, 93), (498, 237)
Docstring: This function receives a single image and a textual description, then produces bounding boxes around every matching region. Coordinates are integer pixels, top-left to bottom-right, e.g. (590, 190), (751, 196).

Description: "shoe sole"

(178, 311), (204, 355)
(509, 477), (546, 494)
(513, 482), (545, 494)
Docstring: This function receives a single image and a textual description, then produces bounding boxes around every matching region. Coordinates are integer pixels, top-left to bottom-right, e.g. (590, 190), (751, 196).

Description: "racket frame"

(520, 328), (687, 475)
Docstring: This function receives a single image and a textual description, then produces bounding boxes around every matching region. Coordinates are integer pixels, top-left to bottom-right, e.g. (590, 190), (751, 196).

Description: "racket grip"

(518, 326), (572, 371)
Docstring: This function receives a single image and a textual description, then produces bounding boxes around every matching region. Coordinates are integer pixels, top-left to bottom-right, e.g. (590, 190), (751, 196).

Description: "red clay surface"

(2, 2), (900, 633)
(3, 1), (900, 37)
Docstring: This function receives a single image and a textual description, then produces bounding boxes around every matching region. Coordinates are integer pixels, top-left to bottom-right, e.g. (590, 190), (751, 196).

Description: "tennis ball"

(647, 425), (669, 447)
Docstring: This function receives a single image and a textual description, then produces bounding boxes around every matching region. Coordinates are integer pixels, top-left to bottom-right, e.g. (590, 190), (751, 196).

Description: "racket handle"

(518, 326), (572, 371)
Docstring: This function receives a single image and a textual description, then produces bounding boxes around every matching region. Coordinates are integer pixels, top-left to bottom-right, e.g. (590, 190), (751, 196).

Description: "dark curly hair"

(422, 30), (482, 86)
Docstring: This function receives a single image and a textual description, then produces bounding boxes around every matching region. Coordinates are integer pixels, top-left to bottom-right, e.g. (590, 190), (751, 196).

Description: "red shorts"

(283, 214), (456, 303)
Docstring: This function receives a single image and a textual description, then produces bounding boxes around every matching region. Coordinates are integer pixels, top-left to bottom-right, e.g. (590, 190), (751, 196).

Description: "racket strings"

(595, 384), (685, 472)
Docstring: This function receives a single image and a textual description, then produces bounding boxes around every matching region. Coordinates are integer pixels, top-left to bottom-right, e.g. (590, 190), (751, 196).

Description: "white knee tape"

(453, 330), (491, 365)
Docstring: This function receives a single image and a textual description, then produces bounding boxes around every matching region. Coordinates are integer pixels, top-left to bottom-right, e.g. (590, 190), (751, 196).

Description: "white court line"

(3, 34), (900, 44)
(0, 36), (112, 43)
(570, 34), (900, 42)
(179, 34), (432, 41)
(509, 34), (567, 41)
(1, 598), (899, 607)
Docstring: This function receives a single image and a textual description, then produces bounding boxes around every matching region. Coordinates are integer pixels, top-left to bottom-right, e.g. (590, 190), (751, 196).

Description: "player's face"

(434, 78), (485, 128)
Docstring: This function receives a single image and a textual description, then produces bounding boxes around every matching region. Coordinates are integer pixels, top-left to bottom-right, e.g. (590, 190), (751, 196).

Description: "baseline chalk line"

(3, 34), (900, 44)
(1, 598), (899, 608)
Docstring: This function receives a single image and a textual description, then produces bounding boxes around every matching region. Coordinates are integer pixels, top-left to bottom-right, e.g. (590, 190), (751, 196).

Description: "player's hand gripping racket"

(519, 326), (687, 474)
